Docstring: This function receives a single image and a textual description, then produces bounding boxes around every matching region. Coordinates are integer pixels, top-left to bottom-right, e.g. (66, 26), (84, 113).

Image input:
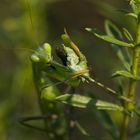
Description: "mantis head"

(30, 43), (52, 63)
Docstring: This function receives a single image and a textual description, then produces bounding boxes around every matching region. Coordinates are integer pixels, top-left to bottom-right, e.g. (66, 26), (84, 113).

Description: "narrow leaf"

(75, 121), (91, 137)
(123, 28), (134, 42)
(86, 28), (134, 47)
(130, 0), (138, 14)
(112, 70), (140, 80)
(104, 20), (131, 70)
(88, 93), (119, 139)
(75, 121), (102, 140)
(56, 94), (124, 111)
(125, 13), (137, 19)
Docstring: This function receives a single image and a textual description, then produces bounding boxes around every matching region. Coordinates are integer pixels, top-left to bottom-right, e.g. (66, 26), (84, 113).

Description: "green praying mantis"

(30, 30), (125, 97)
(19, 30), (124, 139)
(18, 0), (133, 139)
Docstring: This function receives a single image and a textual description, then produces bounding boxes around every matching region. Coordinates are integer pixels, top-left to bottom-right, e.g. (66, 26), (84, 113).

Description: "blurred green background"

(0, 0), (135, 140)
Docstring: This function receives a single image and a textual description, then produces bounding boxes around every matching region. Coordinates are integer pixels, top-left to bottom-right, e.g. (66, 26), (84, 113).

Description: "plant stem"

(120, 13), (140, 140)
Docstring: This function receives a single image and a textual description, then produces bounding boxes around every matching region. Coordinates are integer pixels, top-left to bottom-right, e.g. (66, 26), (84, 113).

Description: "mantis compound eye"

(30, 54), (40, 62)
(30, 43), (52, 63)
(43, 43), (52, 56)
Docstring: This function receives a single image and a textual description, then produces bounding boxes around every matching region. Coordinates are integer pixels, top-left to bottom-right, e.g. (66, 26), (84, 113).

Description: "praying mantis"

(18, 0), (133, 139)
(30, 30), (131, 100)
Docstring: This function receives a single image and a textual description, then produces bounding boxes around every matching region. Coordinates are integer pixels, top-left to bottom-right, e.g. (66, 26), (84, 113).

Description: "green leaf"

(123, 28), (134, 42)
(75, 121), (91, 137)
(85, 28), (134, 48)
(88, 93), (119, 139)
(56, 94), (124, 111)
(75, 121), (102, 140)
(104, 20), (131, 71)
(104, 20), (123, 41)
(125, 13), (138, 19)
(130, 0), (138, 14)
(92, 109), (119, 139)
(112, 70), (140, 80)
(118, 9), (138, 19)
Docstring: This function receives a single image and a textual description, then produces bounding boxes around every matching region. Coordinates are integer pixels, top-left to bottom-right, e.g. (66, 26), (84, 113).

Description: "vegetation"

(1, 0), (140, 140)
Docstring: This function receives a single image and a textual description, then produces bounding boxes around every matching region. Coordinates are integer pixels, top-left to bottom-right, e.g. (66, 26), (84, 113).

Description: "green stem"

(120, 12), (140, 140)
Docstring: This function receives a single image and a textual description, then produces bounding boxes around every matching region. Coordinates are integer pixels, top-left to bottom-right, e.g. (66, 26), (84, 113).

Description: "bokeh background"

(0, 0), (137, 140)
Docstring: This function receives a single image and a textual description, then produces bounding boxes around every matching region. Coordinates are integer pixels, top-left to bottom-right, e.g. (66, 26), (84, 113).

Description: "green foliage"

(112, 70), (140, 80)
(85, 28), (134, 47)
(104, 20), (131, 71)
(2, 0), (140, 140)
(123, 28), (134, 41)
(30, 17), (138, 139)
